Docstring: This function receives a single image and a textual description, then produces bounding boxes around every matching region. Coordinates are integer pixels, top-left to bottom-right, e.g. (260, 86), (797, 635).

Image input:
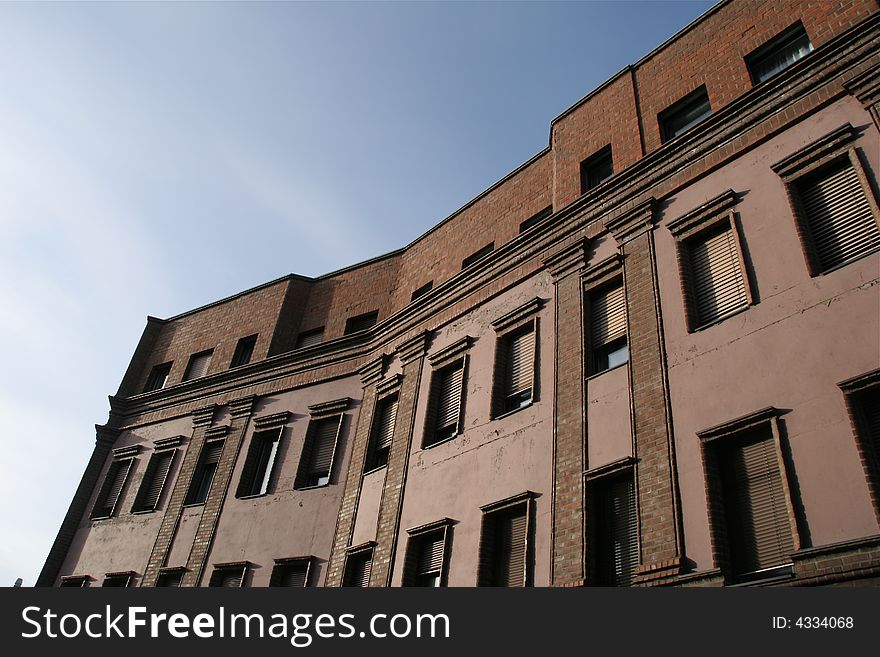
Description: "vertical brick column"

(141, 404), (217, 586)
(543, 239), (589, 587)
(844, 61), (880, 131)
(370, 331), (431, 587)
(181, 395), (256, 586)
(605, 199), (684, 584)
(325, 355), (386, 587)
(36, 425), (120, 586)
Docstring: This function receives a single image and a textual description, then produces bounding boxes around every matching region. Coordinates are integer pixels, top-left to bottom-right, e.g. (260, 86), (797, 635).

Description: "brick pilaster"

(543, 239), (589, 587)
(325, 355), (386, 587)
(36, 425), (120, 586)
(370, 331), (431, 586)
(605, 200), (684, 583)
(181, 395), (256, 586)
(140, 404), (217, 586)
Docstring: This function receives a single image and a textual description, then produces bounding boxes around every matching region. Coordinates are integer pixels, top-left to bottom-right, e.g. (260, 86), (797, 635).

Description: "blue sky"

(0, 0), (714, 586)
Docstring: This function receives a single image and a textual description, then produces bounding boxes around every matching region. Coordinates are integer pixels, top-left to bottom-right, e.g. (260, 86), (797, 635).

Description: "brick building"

(39, 0), (880, 588)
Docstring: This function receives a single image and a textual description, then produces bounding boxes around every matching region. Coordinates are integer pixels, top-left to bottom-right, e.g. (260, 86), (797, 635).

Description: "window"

(492, 321), (537, 416)
(478, 494), (534, 587)
(588, 280), (628, 375)
(102, 572), (134, 587)
(581, 145), (614, 193)
(182, 349), (213, 381)
(270, 558), (312, 587)
(423, 360), (465, 448)
(410, 281), (433, 302)
(294, 416), (342, 488)
(344, 311), (378, 335)
(184, 439), (224, 505)
(131, 449), (176, 513)
(700, 409), (797, 583)
(59, 576), (90, 588)
(143, 362), (172, 393)
(342, 545), (374, 587)
(746, 22), (812, 84)
(295, 327), (324, 349)
(155, 568), (185, 587)
(793, 158), (880, 273)
(230, 334), (257, 368)
(841, 371), (880, 516)
(588, 470), (638, 586)
(403, 522), (451, 587)
(659, 86), (712, 143)
(856, 387), (880, 462)
(668, 191), (753, 330)
(519, 206), (553, 234)
(365, 394), (398, 472)
(209, 563), (247, 587)
(461, 242), (494, 269)
(236, 428), (282, 497)
(90, 458), (133, 519)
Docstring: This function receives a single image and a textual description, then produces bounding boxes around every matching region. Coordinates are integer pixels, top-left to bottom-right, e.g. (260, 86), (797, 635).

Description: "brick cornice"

(154, 435), (186, 449)
(307, 397), (351, 417)
(112, 445), (141, 459)
(604, 197), (657, 244)
(666, 189), (738, 238)
(428, 336), (473, 368)
(191, 405), (217, 428)
(376, 373), (403, 397)
(844, 60), (880, 105)
(252, 411), (291, 430)
(358, 355), (386, 386)
(770, 123), (858, 179)
(543, 238), (589, 280)
(228, 395), (257, 418)
(491, 297), (544, 332)
(95, 424), (121, 446)
(396, 330), (432, 365)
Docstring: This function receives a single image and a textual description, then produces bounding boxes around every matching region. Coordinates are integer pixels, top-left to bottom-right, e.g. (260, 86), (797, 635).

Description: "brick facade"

(40, 0), (880, 589)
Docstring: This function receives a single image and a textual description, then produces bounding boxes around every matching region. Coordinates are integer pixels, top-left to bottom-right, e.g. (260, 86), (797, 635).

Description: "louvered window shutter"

(296, 329), (324, 349)
(505, 326), (535, 398)
(133, 450), (175, 512)
(591, 284), (627, 348)
(345, 551), (372, 587)
(720, 431), (794, 576)
(434, 363), (464, 436)
(276, 562), (308, 587)
(238, 430), (281, 497)
(203, 441), (223, 465)
(417, 532), (445, 577)
(481, 505), (529, 587)
(91, 460), (132, 519)
(862, 389), (880, 453)
(799, 160), (880, 272)
(212, 568), (244, 587)
(309, 418), (339, 477)
(596, 475), (638, 586)
(375, 397), (398, 451)
(689, 224), (749, 326)
(184, 351), (213, 381)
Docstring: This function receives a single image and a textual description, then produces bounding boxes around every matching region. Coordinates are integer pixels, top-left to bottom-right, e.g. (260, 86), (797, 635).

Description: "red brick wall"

(135, 278), (293, 392)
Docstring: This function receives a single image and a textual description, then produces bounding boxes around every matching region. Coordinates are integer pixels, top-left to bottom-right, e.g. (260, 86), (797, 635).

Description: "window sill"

(690, 303), (751, 333)
(726, 564), (794, 587)
(131, 509), (158, 515)
(491, 400), (535, 422)
(586, 360), (628, 382)
(236, 493), (269, 501)
(294, 483), (330, 492)
(421, 434), (459, 451)
(180, 502), (206, 509)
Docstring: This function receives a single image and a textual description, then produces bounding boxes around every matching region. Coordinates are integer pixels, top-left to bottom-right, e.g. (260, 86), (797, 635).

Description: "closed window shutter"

(344, 551), (372, 587)
(156, 571), (183, 587)
(595, 475), (639, 586)
(296, 329), (324, 348)
(720, 431), (794, 575)
(375, 397), (398, 451)
(689, 224), (749, 325)
(212, 568), (244, 587)
(237, 429), (281, 497)
(799, 160), (880, 271)
(203, 441), (224, 466)
(436, 364), (464, 432)
(277, 562), (309, 587)
(133, 450), (175, 512)
(506, 326), (535, 398)
(861, 389), (880, 454)
(483, 505), (528, 587)
(417, 532), (445, 577)
(91, 460), (132, 518)
(591, 284), (627, 348)
(184, 351), (212, 381)
(308, 418), (339, 478)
